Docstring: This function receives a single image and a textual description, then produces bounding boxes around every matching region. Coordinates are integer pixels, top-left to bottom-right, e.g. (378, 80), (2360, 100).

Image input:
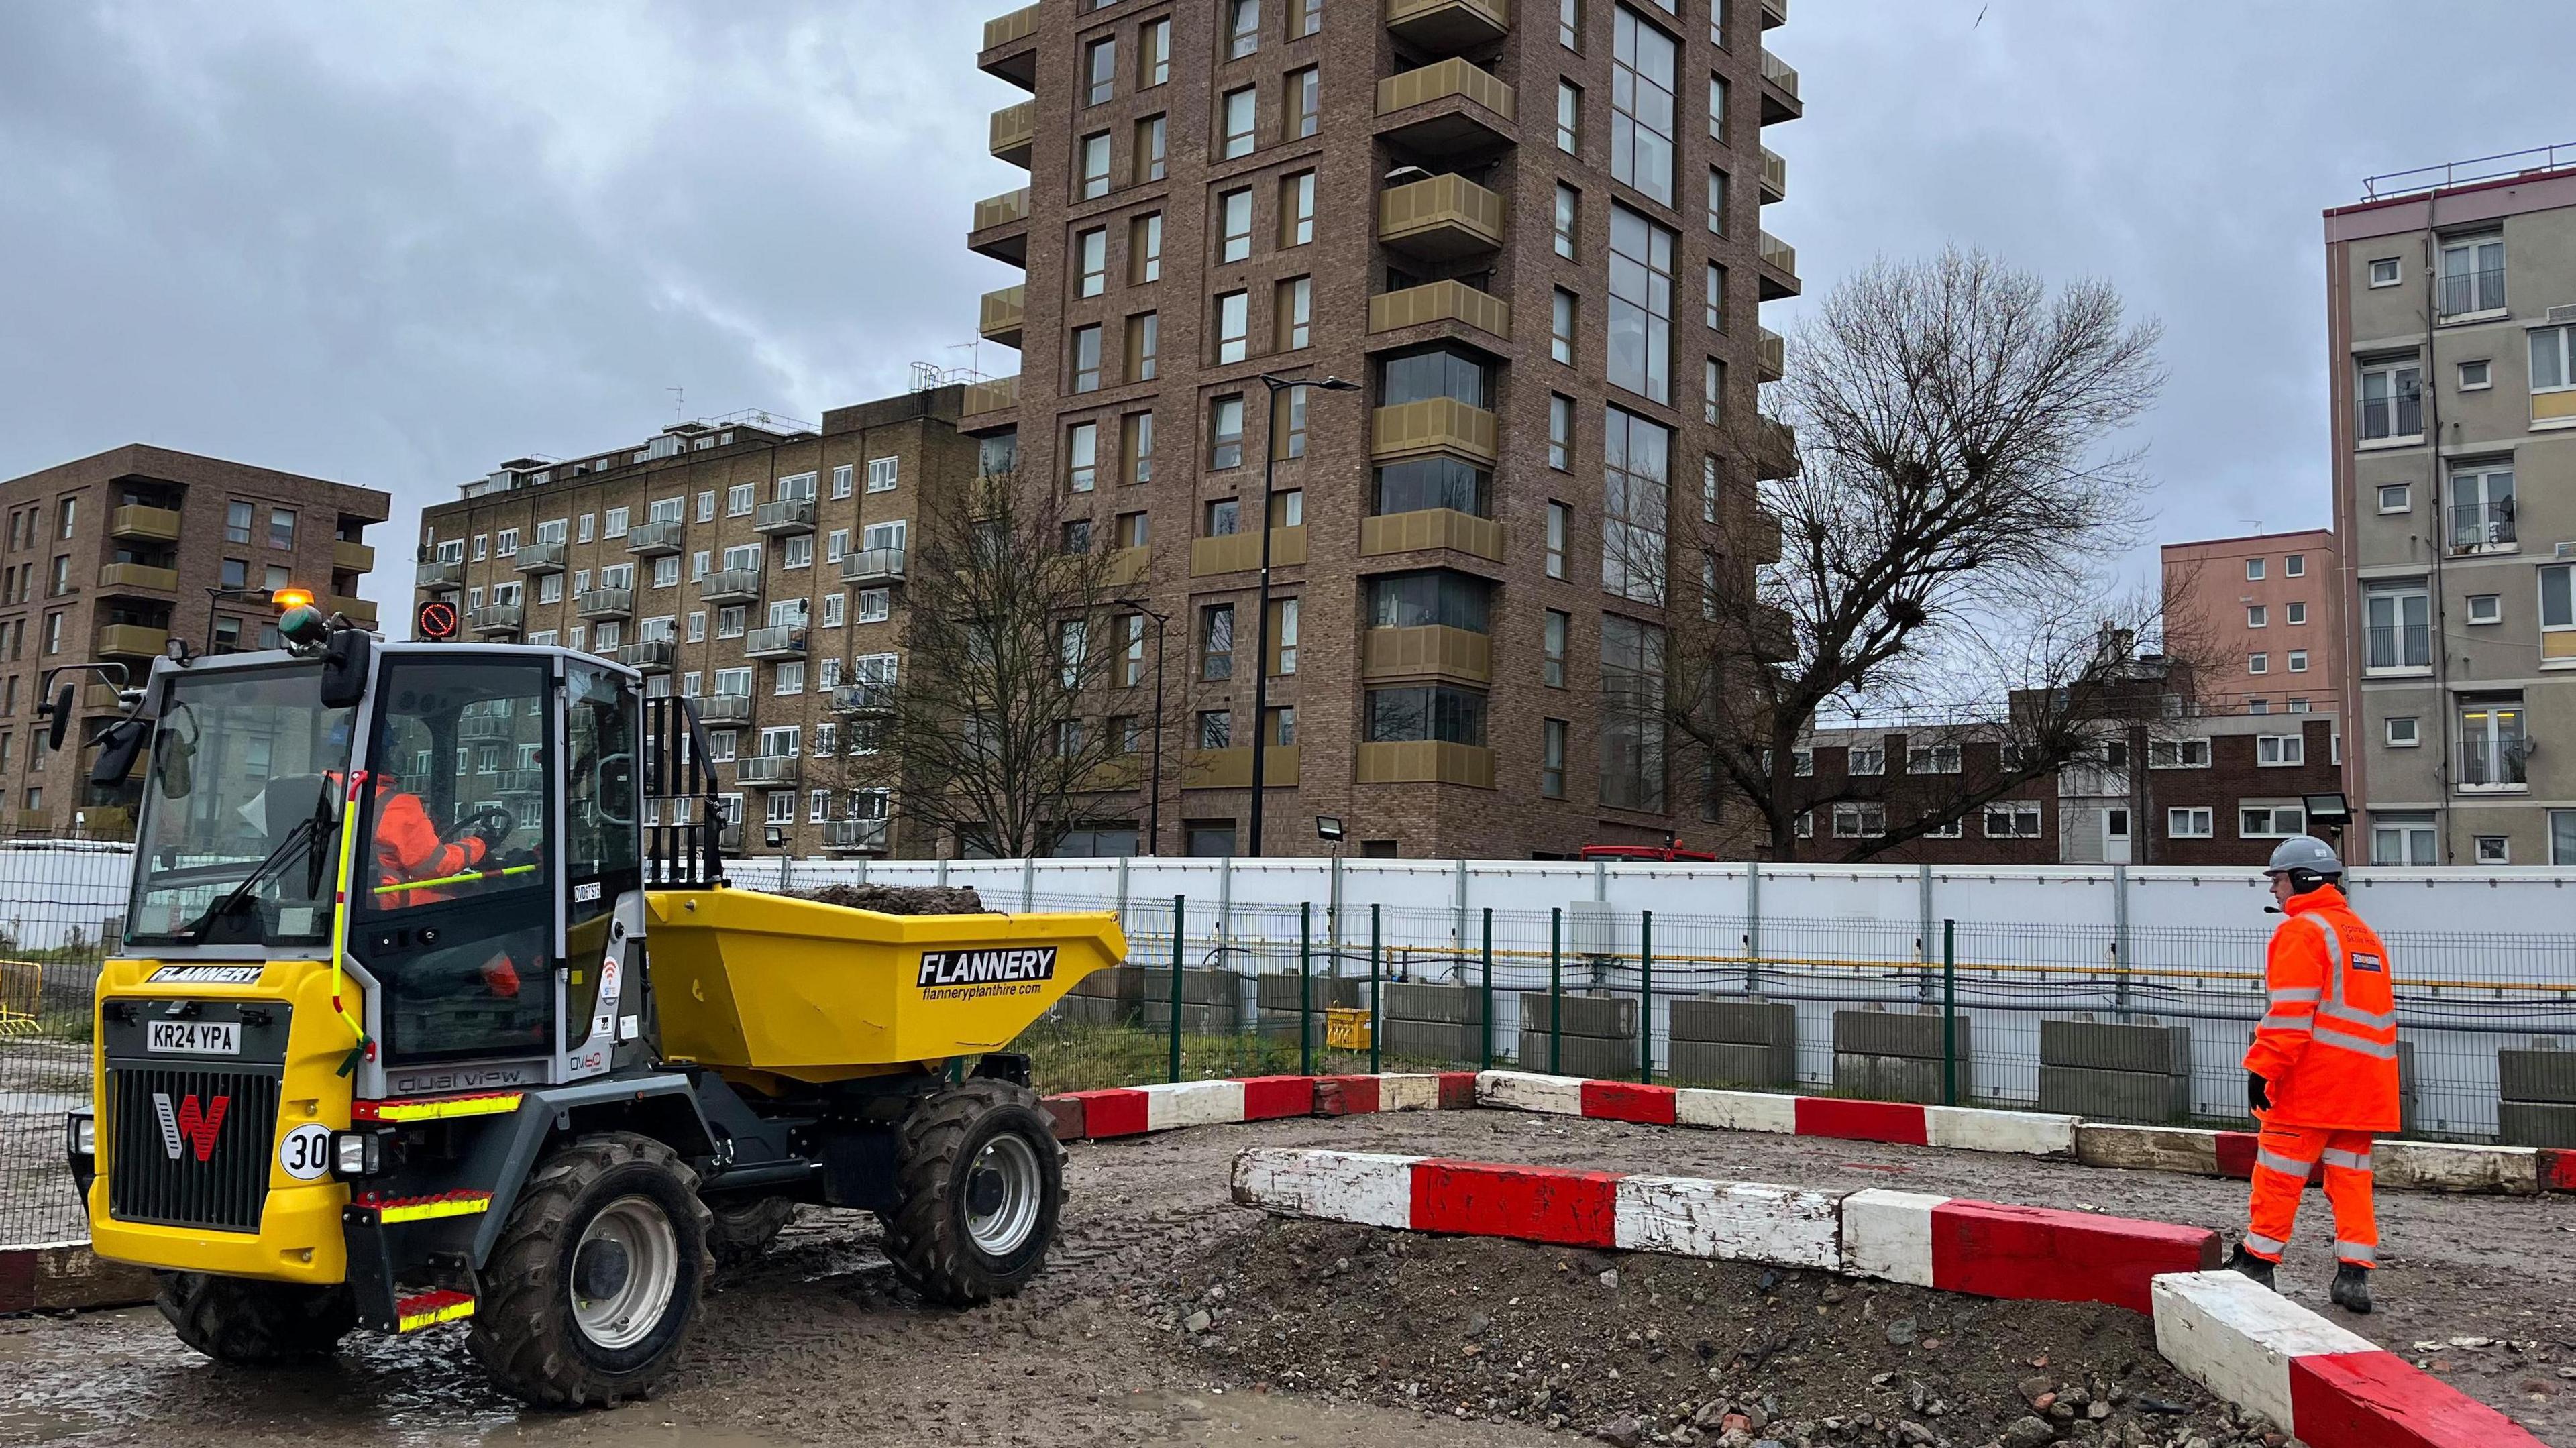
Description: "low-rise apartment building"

(2162, 528), (2342, 717)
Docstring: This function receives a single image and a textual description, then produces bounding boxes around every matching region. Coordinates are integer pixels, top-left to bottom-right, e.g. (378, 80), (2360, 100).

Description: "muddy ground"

(1, 1109), (2569, 1447)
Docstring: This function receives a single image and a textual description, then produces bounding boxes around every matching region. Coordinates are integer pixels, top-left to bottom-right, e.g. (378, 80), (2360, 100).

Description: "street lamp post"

(1246, 373), (1358, 858)
(1115, 598), (1171, 854)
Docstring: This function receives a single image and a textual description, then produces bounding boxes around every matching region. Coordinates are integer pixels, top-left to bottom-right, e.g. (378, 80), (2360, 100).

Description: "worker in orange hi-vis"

(2227, 834), (2400, 1315)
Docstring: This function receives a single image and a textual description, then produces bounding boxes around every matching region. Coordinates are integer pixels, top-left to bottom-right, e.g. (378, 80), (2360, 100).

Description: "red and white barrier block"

(2153, 1270), (2546, 1447)
(2076, 1123), (2551, 1196)
(1044, 1072), (1472, 1141)
(1475, 1070), (2080, 1160)
(1841, 1188), (2219, 1315)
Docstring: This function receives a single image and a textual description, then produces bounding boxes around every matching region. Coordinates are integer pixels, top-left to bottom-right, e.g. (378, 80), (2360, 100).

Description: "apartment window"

(1984, 802), (2043, 838)
(2474, 835), (2511, 865)
(1227, 0), (1261, 56)
(1197, 712), (1233, 750)
(472, 535), (488, 561)
(1549, 395), (1574, 470)
(1085, 35), (1117, 105)
(2149, 738), (2212, 768)
(1552, 288), (1578, 364)
(1210, 395), (1246, 469)
(1134, 114), (1167, 182)
(2450, 460), (2515, 553)
(867, 457), (898, 492)
(1221, 87), (1258, 158)
(1556, 81), (1580, 154)
(821, 592), (845, 628)
(782, 536), (813, 570)
(1131, 213), (1163, 283)
(220, 558), (248, 590)
(1066, 421), (1099, 493)
(1547, 501), (1571, 578)
(1542, 609), (1570, 687)
(697, 491), (716, 522)
(690, 551), (709, 581)
(1281, 172), (1315, 245)
(2533, 325), (2576, 398)
(1542, 719), (1569, 797)
(2167, 807), (2214, 840)
(1907, 744), (1962, 775)
(2553, 810), (2576, 867)
(1215, 291), (1249, 362)
(2245, 557), (2264, 581)
(1220, 189), (1254, 262)
(2377, 482), (2411, 514)
(538, 574), (564, 605)
(1142, 16), (1170, 85)
(1703, 357), (1725, 423)
(725, 483), (754, 516)
(1201, 604), (1235, 680)
(1078, 133), (1112, 199)
(1707, 166), (1728, 235)
(224, 501), (253, 544)
(1276, 278), (1312, 351)
(1124, 410), (1157, 482)
(2458, 699), (2526, 790)
(1287, 66), (1318, 140)
(2367, 256), (2401, 288)
(1071, 325), (1104, 392)
(1847, 745), (1885, 776)
(857, 589), (892, 624)
(2257, 733), (2304, 767)
(2239, 803), (2306, 839)
(1597, 615), (1664, 809)
(1275, 382), (1309, 457)
(831, 465), (853, 499)
(1299, 0), (1322, 34)
(1833, 803), (1887, 840)
(2369, 810), (2432, 864)
(1602, 406), (1671, 604)
(687, 612), (706, 642)
(268, 508), (296, 549)
(1554, 184), (1579, 259)
(1126, 312), (1160, 381)
(1366, 685), (1488, 747)
(1207, 498), (1242, 539)
(1705, 262), (1727, 331)
(1077, 227), (1108, 295)
(2459, 358), (2492, 391)
(1608, 205), (1676, 403)
(2380, 716), (2420, 750)
(648, 496), (682, 524)
(2247, 652), (2268, 675)
(1609, 8), (1676, 203)
(2437, 233), (2504, 318)
(2357, 357), (2422, 441)
(2285, 601), (2306, 625)
(2247, 604), (2267, 628)
(2542, 564), (2574, 659)
(496, 527), (520, 557)
(1707, 73), (1729, 144)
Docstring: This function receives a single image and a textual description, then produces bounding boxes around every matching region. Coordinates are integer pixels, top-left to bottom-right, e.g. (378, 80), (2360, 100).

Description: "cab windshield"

(126, 665), (353, 948)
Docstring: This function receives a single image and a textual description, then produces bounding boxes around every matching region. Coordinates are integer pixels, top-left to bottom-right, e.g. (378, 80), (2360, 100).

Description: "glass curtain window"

(1602, 406), (1670, 603)
(1610, 7), (1676, 205)
(1608, 204), (1675, 402)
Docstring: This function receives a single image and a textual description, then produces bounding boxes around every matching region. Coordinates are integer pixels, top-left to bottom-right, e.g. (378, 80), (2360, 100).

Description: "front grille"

(107, 1064), (282, 1233)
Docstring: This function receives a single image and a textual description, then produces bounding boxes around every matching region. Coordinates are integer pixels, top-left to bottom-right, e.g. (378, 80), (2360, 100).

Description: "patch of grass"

(1004, 1017), (1452, 1094)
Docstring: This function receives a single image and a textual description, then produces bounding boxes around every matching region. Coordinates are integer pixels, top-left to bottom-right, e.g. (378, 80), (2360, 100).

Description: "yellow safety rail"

(328, 771), (371, 1058)
(372, 863), (539, 896)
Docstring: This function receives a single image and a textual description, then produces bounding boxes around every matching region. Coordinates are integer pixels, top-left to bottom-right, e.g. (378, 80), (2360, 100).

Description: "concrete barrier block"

(1138, 968), (1243, 1007)
(1517, 991), (1636, 1040)
(1833, 1008), (1966, 1062)
(1669, 997), (1796, 1048)
(2499, 1100), (2576, 1149)
(1668, 1040), (1797, 1090)
(1380, 1017), (1487, 1064)
(2039, 1018), (2191, 1075)
(1254, 973), (1362, 1011)
(2499, 1048), (2576, 1104)
(2038, 1063), (2190, 1124)
(1047, 994), (1140, 1027)
(1069, 964), (1146, 1001)
(1514, 1030), (1636, 1080)
(1381, 981), (1483, 1027)
(1833, 1051), (1960, 1105)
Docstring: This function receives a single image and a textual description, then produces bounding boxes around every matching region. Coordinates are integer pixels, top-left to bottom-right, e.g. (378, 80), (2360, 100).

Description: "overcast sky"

(2, 2), (2568, 626)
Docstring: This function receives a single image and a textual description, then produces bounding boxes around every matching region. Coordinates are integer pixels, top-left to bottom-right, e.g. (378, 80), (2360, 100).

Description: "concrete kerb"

(0, 1241), (155, 1315)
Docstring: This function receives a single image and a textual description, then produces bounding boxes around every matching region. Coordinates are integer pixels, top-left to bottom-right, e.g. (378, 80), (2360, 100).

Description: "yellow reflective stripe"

(358, 1092), (524, 1123)
(396, 1296), (476, 1332)
(372, 863), (539, 896)
(370, 1194), (492, 1224)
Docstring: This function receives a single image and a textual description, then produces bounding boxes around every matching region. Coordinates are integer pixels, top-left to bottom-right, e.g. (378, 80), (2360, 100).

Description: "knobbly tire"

(468, 1131), (714, 1408)
(880, 1078), (1064, 1305)
(156, 1272), (356, 1363)
(704, 1194), (800, 1270)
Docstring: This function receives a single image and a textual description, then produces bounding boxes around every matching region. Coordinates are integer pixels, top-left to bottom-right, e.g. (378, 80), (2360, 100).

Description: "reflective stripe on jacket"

(2244, 885), (2401, 1131)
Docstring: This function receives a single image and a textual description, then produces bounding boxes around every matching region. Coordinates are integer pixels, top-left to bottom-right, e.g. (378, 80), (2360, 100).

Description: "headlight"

(333, 1130), (383, 1178)
(66, 1112), (95, 1159)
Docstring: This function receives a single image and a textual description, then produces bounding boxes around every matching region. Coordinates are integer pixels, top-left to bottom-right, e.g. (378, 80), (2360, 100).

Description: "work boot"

(2227, 1243), (2277, 1290)
(2330, 1263), (2373, 1315)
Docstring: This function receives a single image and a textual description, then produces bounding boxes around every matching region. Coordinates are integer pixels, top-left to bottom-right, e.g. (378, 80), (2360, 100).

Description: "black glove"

(2247, 1072), (2271, 1114)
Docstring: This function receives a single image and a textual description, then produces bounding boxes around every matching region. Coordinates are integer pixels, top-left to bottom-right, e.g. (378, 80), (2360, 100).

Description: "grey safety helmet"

(2265, 834), (2343, 894)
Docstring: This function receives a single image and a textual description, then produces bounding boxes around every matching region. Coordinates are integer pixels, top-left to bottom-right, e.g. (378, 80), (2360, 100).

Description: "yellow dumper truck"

(56, 625), (1122, 1405)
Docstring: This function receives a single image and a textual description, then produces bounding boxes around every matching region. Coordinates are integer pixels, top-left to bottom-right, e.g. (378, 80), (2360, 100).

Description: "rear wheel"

(879, 1079), (1063, 1305)
(468, 1131), (712, 1408)
(704, 1194), (800, 1270)
(156, 1272), (354, 1363)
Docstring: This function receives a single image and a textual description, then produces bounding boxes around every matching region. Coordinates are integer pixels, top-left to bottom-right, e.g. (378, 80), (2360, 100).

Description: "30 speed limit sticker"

(278, 1123), (333, 1181)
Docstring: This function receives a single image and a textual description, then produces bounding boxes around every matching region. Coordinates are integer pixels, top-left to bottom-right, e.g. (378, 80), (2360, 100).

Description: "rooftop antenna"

(669, 386), (685, 425)
(2239, 518), (2263, 535)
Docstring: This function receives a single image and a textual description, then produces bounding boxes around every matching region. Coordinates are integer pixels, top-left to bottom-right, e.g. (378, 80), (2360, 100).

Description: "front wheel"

(156, 1272), (354, 1363)
(468, 1131), (713, 1408)
(879, 1080), (1063, 1305)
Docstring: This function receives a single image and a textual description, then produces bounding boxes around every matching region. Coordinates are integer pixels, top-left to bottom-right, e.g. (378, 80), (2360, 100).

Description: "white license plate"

(147, 1021), (241, 1056)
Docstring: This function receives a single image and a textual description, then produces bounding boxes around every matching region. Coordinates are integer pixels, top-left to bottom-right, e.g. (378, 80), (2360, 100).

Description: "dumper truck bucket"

(645, 889), (1126, 1082)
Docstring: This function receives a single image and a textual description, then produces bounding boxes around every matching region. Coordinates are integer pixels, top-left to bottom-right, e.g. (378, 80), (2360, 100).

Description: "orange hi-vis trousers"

(2242, 1121), (2378, 1270)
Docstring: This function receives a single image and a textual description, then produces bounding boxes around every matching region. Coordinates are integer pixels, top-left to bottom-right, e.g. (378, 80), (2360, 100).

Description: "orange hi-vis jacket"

(2243, 885), (2401, 1132)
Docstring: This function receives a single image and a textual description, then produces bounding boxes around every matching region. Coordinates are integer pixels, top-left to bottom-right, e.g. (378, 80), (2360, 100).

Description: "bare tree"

(1670, 247), (2168, 858)
(847, 473), (1156, 858)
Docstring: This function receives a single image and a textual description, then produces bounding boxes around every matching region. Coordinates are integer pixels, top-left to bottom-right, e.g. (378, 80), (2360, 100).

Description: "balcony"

(468, 604), (523, 636)
(831, 683), (895, 714)
(1746, 510), (1784, 565)
(978, 2), (1038, 89)
(743, 624), (807, 660)
(2364, 624), (2432, 675)
(2457, 741), (2530, 794)
(969, 186), (1031, 266)
(1762, 0), (1786, 25)
(1362, 625), (1491, 684)
(824, 818), (891, 853)
(110, 504), (182, 543)
(698, 568), (762, 604)
(329, 594), (377, 626)
(415, 559), (464, 590)
(576, 587), (634, 621)
(1375, 58), (1515, 158)
(1360, 508), (1505, 562)
(737, 754), (802, 788)
(979, 284), (1026, 350)
(626, 520), (684, 556)
(95, 623), (170, 657)
(1183, 746), (1301, 790)
(1757, 231), (1801, 299)
(1760, 146), (1788, 205)
(1751, 603), (1797, 663)
(619, 640), (675, 674)
(460, 712), (517, 742)
(755, 498), (816, 537)
(1372, 396), (1498, 463)
(989, 100), (1035, 169)
(1356, 740), (1495, 789)
(1368, 279), (1511, 342)
(1757, 325), (1785, 383)
(1190, 526), (1307, 577)
(1754, 416), (1799, 480)
(962, 374), (1020, 421)
(96, 563), (176, 594)
(333, 539), (376, 573)
(513, 541), (566, 575)
(494, 769), (545, 797)
(696, 693), (753, 726)
(1108, 546), (1150, 586)
(1378, 173), (1507, 260)
(1384, 0), (1510, 53)
(1760, 48), (1802, 124)
(2448, 501), (2516, 556)
(841, 547), (907, 586)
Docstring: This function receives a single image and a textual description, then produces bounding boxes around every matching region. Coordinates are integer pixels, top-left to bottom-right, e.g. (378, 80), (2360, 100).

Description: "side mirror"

(89, 719), (148, 786)
(319, 628), (371, 710)
(46, 685), (74, 753)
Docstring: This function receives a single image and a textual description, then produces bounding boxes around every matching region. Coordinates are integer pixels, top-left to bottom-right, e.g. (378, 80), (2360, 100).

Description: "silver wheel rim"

(964, 1131), (1042, 1256)
(570, 1195), (680, 1352)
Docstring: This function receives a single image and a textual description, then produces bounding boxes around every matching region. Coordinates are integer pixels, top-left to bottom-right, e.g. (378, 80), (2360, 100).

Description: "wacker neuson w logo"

(152, 1092), (230, 1162)
(916, 946), (1058, 999)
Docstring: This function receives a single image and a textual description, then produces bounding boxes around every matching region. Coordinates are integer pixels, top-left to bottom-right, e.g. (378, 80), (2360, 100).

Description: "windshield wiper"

(178, 802), (334, 940)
